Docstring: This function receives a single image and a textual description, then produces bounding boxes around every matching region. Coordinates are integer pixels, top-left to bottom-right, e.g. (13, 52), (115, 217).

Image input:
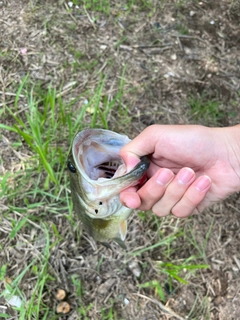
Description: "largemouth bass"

(67, 128), (150, 248)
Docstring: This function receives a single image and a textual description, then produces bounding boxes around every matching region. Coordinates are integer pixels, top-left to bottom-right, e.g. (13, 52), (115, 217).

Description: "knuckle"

(139, 203), (152, 211)
(152, 205), (168, 217)
(172, 206), (191, 218)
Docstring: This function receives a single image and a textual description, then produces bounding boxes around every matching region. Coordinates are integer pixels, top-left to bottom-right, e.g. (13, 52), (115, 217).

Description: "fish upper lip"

(127, 156), (150, 178)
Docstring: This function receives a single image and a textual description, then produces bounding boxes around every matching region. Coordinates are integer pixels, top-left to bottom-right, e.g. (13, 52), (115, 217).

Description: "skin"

(119, 124), (240, 217)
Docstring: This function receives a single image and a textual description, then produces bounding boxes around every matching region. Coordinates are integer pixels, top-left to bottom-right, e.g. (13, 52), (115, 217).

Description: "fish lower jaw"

(86, 210), (131, 220)
(87, 212), (113, 219)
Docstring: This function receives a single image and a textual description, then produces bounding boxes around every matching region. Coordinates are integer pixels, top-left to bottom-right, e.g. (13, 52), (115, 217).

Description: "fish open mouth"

(72, 129), (132, 181)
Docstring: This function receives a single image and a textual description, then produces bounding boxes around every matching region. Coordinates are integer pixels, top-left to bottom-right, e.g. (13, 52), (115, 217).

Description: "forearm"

(223, 124), (240, 192)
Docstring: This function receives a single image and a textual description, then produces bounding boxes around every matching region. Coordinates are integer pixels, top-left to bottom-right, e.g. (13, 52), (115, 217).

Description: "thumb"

(119, 149), (141, 172)
(120, 125), (162, 171)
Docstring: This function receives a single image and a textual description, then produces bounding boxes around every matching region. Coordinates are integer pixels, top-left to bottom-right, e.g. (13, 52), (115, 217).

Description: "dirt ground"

(1, 0), (240, 319)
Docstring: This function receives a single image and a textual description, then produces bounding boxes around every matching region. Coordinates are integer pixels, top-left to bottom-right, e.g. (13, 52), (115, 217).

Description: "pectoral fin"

(100, 242), (113, 250)
(120, 220), (127, 240)
(113, 238), (127, 250)
(112, 220), (128, 249)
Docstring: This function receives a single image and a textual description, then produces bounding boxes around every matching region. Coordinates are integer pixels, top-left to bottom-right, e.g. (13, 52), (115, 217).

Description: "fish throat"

(96, 160), (122, 179)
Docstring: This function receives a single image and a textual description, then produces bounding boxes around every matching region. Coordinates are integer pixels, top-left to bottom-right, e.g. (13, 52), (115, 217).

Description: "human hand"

(120, 125), (240, 217)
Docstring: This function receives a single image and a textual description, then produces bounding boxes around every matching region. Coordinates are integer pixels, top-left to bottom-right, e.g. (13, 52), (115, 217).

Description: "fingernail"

(177, 168), (195, 185)
(195, 176), (211, 191)
(156, 169), (174, 186)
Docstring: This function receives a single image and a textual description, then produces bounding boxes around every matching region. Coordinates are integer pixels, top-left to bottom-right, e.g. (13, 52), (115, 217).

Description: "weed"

(135, 220), (209, 304)
(72, 0), (111, 15)
(100, 299), (119, 320)
(187, 295), (211, 319)
(184, 220), (214, 264)
(138, 279), (165, 301)
(77, 303), (94, 318)
(175, 23), (189, 35)
(138, 255), (208, 302)
(188, 94), (225, 126)
(71, 275), (83, 299)
(71, 0), (158, 16)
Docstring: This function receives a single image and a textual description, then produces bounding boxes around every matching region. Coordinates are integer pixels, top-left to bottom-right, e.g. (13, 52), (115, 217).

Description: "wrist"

(224, 124), (240, 191)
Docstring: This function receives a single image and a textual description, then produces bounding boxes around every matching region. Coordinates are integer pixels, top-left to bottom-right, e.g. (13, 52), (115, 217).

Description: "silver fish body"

(67, 128), (150, 248)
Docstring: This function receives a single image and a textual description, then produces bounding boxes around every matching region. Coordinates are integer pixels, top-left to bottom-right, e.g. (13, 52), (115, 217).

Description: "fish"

(67, 128), (150, 248)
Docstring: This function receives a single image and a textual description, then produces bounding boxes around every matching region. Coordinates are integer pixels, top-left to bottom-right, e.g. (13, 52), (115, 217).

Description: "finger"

(171, 175), (211, 218)
(137, 168), (174, 211)
(152, 167), (196, 217)
(120, 186), (141, 209)
(146, 162), (165, 179)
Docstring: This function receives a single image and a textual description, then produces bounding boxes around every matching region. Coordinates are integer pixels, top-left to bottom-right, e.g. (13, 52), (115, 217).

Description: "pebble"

(100, 45), (107, 50)
(128, 261), (141, 278)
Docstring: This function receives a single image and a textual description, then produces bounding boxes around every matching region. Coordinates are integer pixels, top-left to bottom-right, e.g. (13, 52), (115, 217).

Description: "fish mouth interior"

(95, 160), (122, 179)
(79, 148), (125, 181)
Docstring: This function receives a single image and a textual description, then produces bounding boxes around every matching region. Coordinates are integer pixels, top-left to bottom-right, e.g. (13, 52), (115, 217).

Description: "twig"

(2, 135), (30, 161)
(226, 203), (240, 214)
(135, 22), (148, 33)
(64, 2), (77, 24)
(82, 234), (97, 251)
(132, 293), (185, 320)
(171, 34), (207, 43)
(0, 19), (12, 27)
(83, 5), (96, 30)
(177, 36), (183, 51)
(94, 60), (108, 77)
(132, 43), (173, 49)
(14, 211), (42, 230)
(18, 233), (62, 284)
(56, 81), (77, 98)
(0, 100), (14, 107)
(233, 255), (240, 270)
(0, 90), (24, 97)
(207, 238), (232, 258)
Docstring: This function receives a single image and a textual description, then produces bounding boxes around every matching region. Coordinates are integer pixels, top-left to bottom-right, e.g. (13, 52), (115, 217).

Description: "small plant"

(138, 279), (165, 301)
(100, 299), (119, 320)
(188, 94), (225, 126)
(71, 275), (83, 299)
(175, 23), (189, 35)
(72, 0), (111, 15)
(139, 260), (208, 302)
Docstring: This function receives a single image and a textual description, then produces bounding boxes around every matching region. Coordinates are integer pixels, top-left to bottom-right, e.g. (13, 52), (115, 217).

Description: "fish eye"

(67, 161), (76, 173)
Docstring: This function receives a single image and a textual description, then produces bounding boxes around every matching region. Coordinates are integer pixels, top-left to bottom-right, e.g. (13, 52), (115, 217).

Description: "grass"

(135, 223), (209, 304)
(0, 73), (212, 319)
(188, 93), (226, 126)
(70, 0), (160, 15)
(0, 70), (136, 318)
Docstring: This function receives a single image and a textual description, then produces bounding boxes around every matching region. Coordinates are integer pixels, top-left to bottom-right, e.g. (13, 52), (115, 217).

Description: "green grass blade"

(132, 233), (181, 256)
(10, 216), (28, 239)
(0, 124), (18, 132)
(0, 313), (11, 318)
(35, 144), (57, 184)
